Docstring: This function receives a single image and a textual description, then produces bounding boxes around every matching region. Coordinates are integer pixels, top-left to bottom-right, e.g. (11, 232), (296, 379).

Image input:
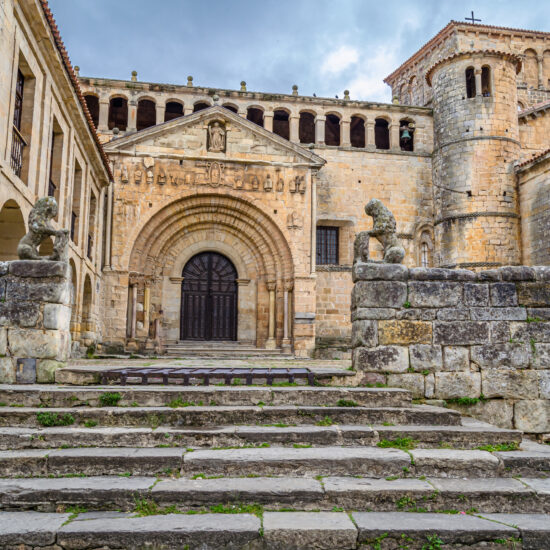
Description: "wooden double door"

(180, 252), (238, 341)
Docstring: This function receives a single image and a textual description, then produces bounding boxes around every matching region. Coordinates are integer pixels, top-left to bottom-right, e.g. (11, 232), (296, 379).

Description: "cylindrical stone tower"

(427, 50), (522, 268)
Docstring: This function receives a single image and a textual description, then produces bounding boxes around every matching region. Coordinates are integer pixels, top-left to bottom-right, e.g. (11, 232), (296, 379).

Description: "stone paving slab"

(262, 511), (357, 550)
(57, 512), (262, 549)
(410, 448), (501, 476)
(480, 513), (550, 550)
(0, 476), (155, 511)
(0, 511), (70, 546)
(353, 511), (519, 546)
(152, 477), (324, 508)
(183, 446), (410, 477)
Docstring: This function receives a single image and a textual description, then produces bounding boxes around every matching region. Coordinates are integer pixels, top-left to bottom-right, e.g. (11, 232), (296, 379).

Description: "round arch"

(0, 199), (26, 261)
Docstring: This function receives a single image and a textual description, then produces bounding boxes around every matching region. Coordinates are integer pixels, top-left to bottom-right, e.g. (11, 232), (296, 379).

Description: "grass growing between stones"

(336, 399), (359, 407)
(36, 412), (75, 427)
(167, 398), (203, 408)
(476, 442), (520, 452)
(446, 396), (485, 406)
(211, 442), (271, 450)
(99, 392), (122, 407)
(377, 437), (418, 451)
(293, 443), (312, 448)
(316, 416), (334, 426)
(83, 419), (98, 428)
(133, 497), (264, 518)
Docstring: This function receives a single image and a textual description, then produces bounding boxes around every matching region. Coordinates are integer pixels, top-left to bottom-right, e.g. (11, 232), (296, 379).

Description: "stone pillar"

(128, 101), (137, 132)
(264, 111), (274, 132)
(143, 286), (151, 334)
(238, 108), (247, 119)
(390, 121), (400, 150)
(104, 182), (113, 269)
(130, 284), (137, 339)
(289, 115), (299, 143)
(98, 99), (109, 132)
(340, 118), (351, 147)
(184, 105), (194, 116)
(0, 261), (72, 384)
(156, 103), (165, 125)
(475, 69), (482, 97)
(282, 281), (293, 351)
(537, 56), (544, 89)
(366, 119), (375, 149)
(315, 115), (326, 145)
(265, 280), (277, 349)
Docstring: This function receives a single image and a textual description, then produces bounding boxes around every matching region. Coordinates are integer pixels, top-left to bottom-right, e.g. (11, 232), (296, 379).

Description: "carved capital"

(266, 280), (277, 292)
(283, 280), (294, 292)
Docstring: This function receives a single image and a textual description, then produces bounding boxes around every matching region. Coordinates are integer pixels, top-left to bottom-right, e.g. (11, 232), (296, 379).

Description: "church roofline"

(39, 0), (113, 181)
(518, 99), (550, 121)
(103, 105), (327, 167)
(384, 20), (550, 86)
(516, 148), (550, 172)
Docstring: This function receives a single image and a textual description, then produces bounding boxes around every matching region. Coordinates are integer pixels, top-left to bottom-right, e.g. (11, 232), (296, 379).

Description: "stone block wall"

(0, 260), (72, 383)
(352, 262), (550, 436)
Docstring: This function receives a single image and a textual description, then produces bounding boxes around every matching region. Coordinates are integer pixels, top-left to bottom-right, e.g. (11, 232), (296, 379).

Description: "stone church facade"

(1, 2), (550, 357)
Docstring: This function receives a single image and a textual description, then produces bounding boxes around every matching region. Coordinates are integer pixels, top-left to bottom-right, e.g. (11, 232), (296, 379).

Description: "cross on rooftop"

(465, 11), (481, 24)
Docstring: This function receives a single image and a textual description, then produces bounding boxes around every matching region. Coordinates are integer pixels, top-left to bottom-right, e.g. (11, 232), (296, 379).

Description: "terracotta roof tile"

(517, 147), (550, 168)
(518, 99), (550, 118)
(39, 1), (112, 181)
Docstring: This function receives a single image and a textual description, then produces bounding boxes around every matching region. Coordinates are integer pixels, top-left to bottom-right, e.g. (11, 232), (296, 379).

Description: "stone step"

(0, 384), (411, 408)
(0, 475), (548, 514)
(1, 445), (543, 478)
(0, 422), (521, 450)
(1, 510), (549, 549)
(0, 404), (461, 429)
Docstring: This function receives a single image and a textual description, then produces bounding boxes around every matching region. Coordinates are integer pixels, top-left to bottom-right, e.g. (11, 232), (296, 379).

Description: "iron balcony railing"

(10, 125), (26, 178)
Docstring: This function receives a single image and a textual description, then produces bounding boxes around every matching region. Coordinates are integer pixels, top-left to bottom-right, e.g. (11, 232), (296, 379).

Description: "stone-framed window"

(374, 118), (390, 150)
(316, 226), (339, 265)
(84, 94), (99, 127)
(481, 66), (491, 97)
(108, 96), (128, 130)
(465, 67), (476, 98)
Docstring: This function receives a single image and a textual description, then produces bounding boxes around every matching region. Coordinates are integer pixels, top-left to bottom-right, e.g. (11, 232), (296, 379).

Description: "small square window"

(316, 226), (339, 265)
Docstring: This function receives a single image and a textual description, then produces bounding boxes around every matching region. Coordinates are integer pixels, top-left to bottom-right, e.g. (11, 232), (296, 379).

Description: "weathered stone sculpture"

(354, 199), (405, 264)
(17, 197), (69, 262)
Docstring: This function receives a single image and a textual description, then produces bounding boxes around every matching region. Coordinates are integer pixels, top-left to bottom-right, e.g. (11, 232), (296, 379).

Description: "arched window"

(350, 116), (365, 148)
(136, 99), (156, 131)
(193, 102), (210, 112)
(524, 49), (538, 88)
(84, 95), (99, 127)
(71, 160), (83, 244)
(247, 107), (264, 127)
(299, 112), (315, 144)
(374, 118), (389, 150)
(273, 109), (289, 140)
(518, 102), (525, 112)
(82, 275), (93, 335)
(164, 101), (183, 122)
(421, 242), (429, 268)
(418, 230), (433, 268)
(108, 97), (127, 130)
(399, 119), (414, 152)
(87, 192), (97, 261)
(222, 104), (238, 113)
(481, 66), (491, 97)
(0, 199), (26, 261)
(465, 67), (476, 98)
(325, 114), (340, 146)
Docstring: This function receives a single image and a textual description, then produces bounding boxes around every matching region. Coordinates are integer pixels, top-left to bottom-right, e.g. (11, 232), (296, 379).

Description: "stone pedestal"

(0, 260), (72, 383)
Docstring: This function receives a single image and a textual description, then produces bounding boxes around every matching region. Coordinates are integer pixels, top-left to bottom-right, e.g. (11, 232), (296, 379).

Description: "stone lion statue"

(354, 198), (405, 264)
(17, 197), (69, 262)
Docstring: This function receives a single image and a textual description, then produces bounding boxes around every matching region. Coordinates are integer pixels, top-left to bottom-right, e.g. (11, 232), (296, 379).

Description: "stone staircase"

(163, 341), (292, 358)
(0, 382), (549, 549)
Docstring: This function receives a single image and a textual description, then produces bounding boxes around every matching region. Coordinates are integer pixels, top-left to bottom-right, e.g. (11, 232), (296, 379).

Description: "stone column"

(537, 56), (544, 89)
(390, 121), (400, 150)
(184, 105), (194, 116)
(130, 284), (137, 339)
(315, 115), (326, 145)
(340, 118), (351, 147)
(282, 280), (293, 351)
(265, 280), (277, 349)
(366, 119), (375, 150)
(264, 111), (274, 132)
(98, 99), (109, 132)
(156, 103), (165, 125)
(289, 115), (300, 143)
(104, 182), (113, 269)
(310, 170), (317, 274)
(475, 69), (482, 97)
(238, 108), (247, 119)
(143, 285), (151, 334)
(128, 101), (137, 132)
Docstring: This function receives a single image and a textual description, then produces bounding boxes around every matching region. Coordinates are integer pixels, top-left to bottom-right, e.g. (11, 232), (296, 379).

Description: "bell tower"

(427, 50), (522, 268)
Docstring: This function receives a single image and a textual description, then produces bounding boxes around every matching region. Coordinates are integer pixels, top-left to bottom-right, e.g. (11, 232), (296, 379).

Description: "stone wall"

(0, 260), (72, 383)
(352, 262), (550, 436)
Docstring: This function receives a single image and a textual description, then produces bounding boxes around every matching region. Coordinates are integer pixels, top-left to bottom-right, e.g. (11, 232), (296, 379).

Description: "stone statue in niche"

(208, 121), (226, 152)
(290, 175), (306, 194)
(121, 165), (128, 183)
(157, 171), (166, 185)
(146, 170), (154, 184)
(234, 174), (244, 189)
(276, 176), (284, 192)
(264, 174), (273, 191)
(17, 197), (69, 262)
(134, 169), (142, 184)
(286, 211), (303, 229)
(354, 198), (405, 264)
(251, 176), (259, 190)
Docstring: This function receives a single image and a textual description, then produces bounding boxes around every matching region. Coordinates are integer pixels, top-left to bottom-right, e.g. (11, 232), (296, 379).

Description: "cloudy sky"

(49, 0), (549, 103)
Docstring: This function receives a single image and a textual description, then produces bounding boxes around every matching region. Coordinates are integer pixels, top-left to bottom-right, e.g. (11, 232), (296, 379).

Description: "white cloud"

(321, 45), (359, 74)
